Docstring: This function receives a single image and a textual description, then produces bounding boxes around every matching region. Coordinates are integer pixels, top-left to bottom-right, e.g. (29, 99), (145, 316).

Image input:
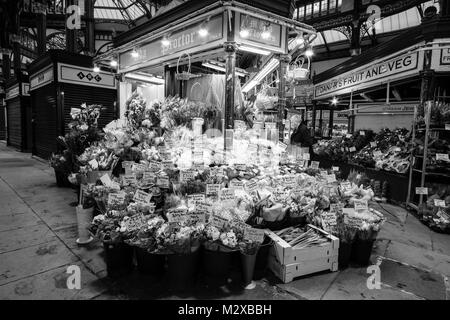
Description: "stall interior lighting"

(331, 97), (338, 105)
(242, 58), (279, 93)
(201, 61), (248, 77)
(239, 45), (270, 56)
(304, 47), (314, 57)
(161, 35), (170, 47)
(131, 48), (139, 58)
(240, 29), (250, 38)
(261, 23), (271, 40)
(110, 60), (118, 67)
(198, 19), (209, 37)
(93, 65), (100, 73)
(124, 72), (165, 85)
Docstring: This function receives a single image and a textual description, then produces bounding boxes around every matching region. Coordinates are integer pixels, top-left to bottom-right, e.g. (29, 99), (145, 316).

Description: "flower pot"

(202, 248), (232, 284)
(76, 205), (94, 245)
(167, 248), (199, 291)
(351, 239), (375, 266)
(240, 249), (258, 288)
(135, 248), (165, 276)
(103, 242), (134, 278)
(338, 241), (353, 269)
(54, 169), (70, 188)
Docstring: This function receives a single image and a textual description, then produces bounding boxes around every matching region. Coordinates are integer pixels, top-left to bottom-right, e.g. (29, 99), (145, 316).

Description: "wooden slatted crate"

(266, 224), (339, 283)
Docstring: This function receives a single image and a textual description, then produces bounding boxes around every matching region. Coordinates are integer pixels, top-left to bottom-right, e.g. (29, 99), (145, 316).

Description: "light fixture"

(242, 58), (279, 93)
(304, 47), (314, 57)
(295, 37), (305, 46)
(198, 18), (209, 37)
(110, 60), (118, 67)
(240, 29), (250, 38)
(331, 97), (338, 105)
(201, 61), (248, 77)
(239, 45), (271, 56)
(124, 72), (165, 85)
(261, 22), (271, 40)
(240, 14), (251, 38)
(131, 48), (139, 58)
(161, 34), (170, 47)
(93, 65), (100, 73)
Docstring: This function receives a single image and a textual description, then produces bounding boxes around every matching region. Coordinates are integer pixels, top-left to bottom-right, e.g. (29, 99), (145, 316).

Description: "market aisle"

(0, 143), (449, 300)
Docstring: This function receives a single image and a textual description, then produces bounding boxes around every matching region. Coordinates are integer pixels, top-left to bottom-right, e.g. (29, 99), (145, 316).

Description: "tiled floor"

(0, 142), (449, 300)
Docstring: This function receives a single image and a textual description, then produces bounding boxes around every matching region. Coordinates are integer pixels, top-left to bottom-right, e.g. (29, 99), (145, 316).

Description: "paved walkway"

(0, 142), (449, 300)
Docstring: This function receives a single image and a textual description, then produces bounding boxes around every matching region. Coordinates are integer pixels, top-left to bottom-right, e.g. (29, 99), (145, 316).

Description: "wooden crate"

(266, 224), (339, 283)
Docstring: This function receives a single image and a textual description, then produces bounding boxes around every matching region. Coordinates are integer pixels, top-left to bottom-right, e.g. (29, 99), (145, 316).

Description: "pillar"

(328, 109), (334, 137)
(1, 49), (12, 81)
(36, 2), (47, 55)
(85, 0), (95, 55)
(277, 54), (291, 141)
(65, 0), (77, 53)
(311, 101), (317, 137)
(224, 42), (237, 132)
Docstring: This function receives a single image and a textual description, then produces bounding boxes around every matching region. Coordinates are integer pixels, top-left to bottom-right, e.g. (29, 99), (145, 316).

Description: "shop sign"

(30, 66), (53, 91)
(22, 83), (30, 96)
(440, 47), (450, 65)
(120, 14), (224, 71)
(356, 103), (416, 114)
(57, 63), (116, 89)
(5, 84), (19, 100)
(315, 52), (420, 99)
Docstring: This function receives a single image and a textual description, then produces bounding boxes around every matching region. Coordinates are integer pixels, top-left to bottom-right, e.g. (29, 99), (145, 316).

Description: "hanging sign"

(356, 103), (415, 114)
(315, 52), (421, 99)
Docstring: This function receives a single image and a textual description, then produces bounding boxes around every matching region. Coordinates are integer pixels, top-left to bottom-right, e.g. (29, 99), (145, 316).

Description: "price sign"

(212, 215), (229, 229)
(360, 131), (365, 136)
(436, 153), (449, 162)
(434, 199), (446, 207)
(100, 173), (112, 187)
(123, 214), (147, 232)
(277, 141), (288, 151)
(133, 163), (147, 172)
(344, 215), (365, 228)
(196, 201), (213, 214)
(303, 153), (311, 160)
(187, 194), (206, 208)
(167, 208), (188, 223)
(332, 166), (340, 171)
(320, 170), (328, 177)
(187, 212), (206, 224)
(283, 175), (297, 188)
(206, 184), (221, 196)
(180, 169), (196, 182)
(272, 190), (287, 201)
(298, 160), (306, 168)
(210, 167), (224, 177)
(327, 174), (337, 183)
(322, 211), (337, 227)
(161, 160), (174, 170)
(349, 147), (356, 152)
(311, 161), (320, 169)
(330, 203), (344, 214)
(133, 190), (152, 204)
(244, 227), (265, 243)
(229, 180), (244, 190)
(159, 151), (171, 161)
(156, 176), (170, 189)
(415, 187), (428, 195)
(245, 180), (258, 193)
(219, 188), (235, 202)
(346, 134), (352, 138)
(70, 107), (81, 115)
(142, 171), (156, 185)
(370, 142), (377, 148)
(122, 174), (137, 186)
(231, 220), (249, 231)
(107, 191), (126, 206)
(192, 162), (205, 171)
(354, 199), (369, 212)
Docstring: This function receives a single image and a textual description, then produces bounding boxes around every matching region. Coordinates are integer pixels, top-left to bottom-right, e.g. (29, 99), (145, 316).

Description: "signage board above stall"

(314, 51), (423, 99)
(5, 84), (20, 100)
(119, 14), (225, 72)
(356, 102), (416, 114)
(30, 66), (54, 91)
(431, 40), (450, 72)
(57, 63), (116, 89)
(234, 12), (286, 54)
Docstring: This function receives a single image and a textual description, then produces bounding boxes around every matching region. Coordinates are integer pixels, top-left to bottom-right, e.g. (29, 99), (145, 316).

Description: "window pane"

(313, 1), (320, 14)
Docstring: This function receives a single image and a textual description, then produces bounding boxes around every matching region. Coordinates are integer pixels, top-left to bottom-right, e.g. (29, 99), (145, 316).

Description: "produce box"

(266, 224), (339, 283)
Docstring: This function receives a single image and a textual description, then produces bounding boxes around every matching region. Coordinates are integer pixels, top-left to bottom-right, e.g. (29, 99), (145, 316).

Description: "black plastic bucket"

(240, 250), (258, 286)
(338, 241), (353, 269)
(202, 248), (232, 285)
(167, 249), (200, 291)
(103, 242), (134, 278)
(135, 247), (165, 275)
(351, 239), (375, 266)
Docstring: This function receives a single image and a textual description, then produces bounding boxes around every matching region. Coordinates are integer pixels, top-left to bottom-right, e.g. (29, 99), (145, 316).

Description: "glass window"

(313, 1), (320, 15)
(305, 4), (312, 16)
(321, 0), (328, 14)
(329, 0), (337, 11)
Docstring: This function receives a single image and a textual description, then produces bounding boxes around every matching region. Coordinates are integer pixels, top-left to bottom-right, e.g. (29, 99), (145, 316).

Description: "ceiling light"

(110, 60), (118, 67)
(161, 35), (170, 47)
(198, 20), (209, 37)
(131, 48), (139, 58)
(124, 73), (165, 85)
(304, 47), (314, 57)
(261, 23), (271, 40)
(239, 45), (271, 56)
(201, 61), (248, 77)
(331, 97), (338, 105)
(93, 65), (100, 73)
(240, 29), (250, 38)
(295, 37), (305, 46)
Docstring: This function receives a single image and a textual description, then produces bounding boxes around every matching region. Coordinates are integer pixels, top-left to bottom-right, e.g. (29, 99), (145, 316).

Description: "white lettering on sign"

(354, 199), (369, 212)
(243, 227), (265, 243)
(315, 52), (419, 98)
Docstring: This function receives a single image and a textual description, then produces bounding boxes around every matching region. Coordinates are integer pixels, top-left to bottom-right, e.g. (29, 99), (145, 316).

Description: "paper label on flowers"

(212, 215), (229, 229)
(187, 212), (206, 224)
(310, 161), (320, 169)
(244, 228), (265, 243)
(180, 169), (196, 182)
(346, 134), (352, 138)
(133, 190), (151, 204)
(434, 199), (446, 207)
(354, 199), (369, 212)
(156, 176), (170, 189)
(123, 214), (146, 232)
(196, 201), (212, 214)
(322, 212), (337, 226)
(229, 180), (244, 190)
(107, 191), (126, 205)
(332, 166), (339, 171)
(167, 208), (188, 223)
(327, 174), (337, 183)
(436, 153), (449, 161)
(219, 188), (235, 202)
(349, 147), (356, 152)
(206, 184), (221, 196)
(415, 187), (428, 195)
(122, 175), (137, 185)
(187, 194), (206, 208)
(245, 181), (258, 193)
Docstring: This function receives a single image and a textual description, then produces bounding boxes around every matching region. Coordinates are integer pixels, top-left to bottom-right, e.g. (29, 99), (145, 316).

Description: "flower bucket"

(135, 247), (166, 276)
(240, 249), (258, 289)
(54, 169), (70, 188)
(167, 248), (200, 291)
(253, 238), (272, 280)
(351, 238), (375, 266)
(103, 242), (134, 279)
(202, 247), (233, 284)
(76, 205), (94, 245)
(338, 241), (353, 269)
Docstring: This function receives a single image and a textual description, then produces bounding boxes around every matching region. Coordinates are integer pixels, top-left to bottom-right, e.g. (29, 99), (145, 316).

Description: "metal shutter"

(33, 85), (57, 159)
(0, 104), (6, 140)
(61, 83), (117, 134)
(6, 97), (22, 149)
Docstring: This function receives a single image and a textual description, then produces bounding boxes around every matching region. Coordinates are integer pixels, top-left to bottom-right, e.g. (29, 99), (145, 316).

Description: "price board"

(206, 184), (221, 196)
(133, 190), (152, 204)
(123, 214), (147, 232)
(167, 208), (188, 223)
(244, 227), (265, 243)
(354, 199), (369, 212)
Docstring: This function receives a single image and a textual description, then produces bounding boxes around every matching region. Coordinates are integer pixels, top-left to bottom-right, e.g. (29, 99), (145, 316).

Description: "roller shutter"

(61, 83), (117, 134)
(6, 97), (22, 149)
(0, 104), (5, 140)
(32, 85), (57, 159)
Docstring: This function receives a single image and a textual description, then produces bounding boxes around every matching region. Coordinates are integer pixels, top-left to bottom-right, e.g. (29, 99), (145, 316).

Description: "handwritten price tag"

(156, 176), (170, 189)
(330, 203), (344, 214)
(210, 167), (224, 176)
(327, 174), (337, 183)
(322, 211), (337, 227)
(167, 208), (188, 223)
(229, 180), (244, 190)
(123, 214), (147, 232)
(107, 191), (126, 206)
(344, 215), (365, 228)
(370, 142), (377, 148)
(196, 201), (213, 214)
(244, 228), (265, 243)
(341, 182), (351, 190)
(206, 184), (221, 196)
(180, 169), (196, 182)
(187, 194), (206, 208)
(332, 166), (339, 172)
(133, 190), (152, 204)
(360, 131), (365, 136)
(434, 199), (446, 207)
(219, 188), (235, 202)
(277, 141), (288, 151)
(122, 174), (137, 186)
(310, 161), (320, 169)
(212, 215), (229, 229)
(436, 153), (449, 162)
(187, 212), (206, 224)
(354, 199), (369, 212)
(100, 173), (112, 187)
(245, 181), (258, 193)
(349, 147), (357, 152)
(415, 187), (428, 195)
